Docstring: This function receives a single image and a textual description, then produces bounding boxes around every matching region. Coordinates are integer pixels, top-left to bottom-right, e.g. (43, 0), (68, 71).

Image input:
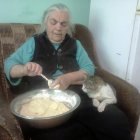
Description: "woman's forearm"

(10, 62), (43, 78)
(69, 70), (88, 85)
(50, 70), (88, 90)
(10, 64), (26, 78)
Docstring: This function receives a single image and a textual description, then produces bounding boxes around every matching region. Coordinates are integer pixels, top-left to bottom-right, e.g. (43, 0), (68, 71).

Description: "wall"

(127, 15), (140, 91)
(0, 0), (90, 26)
(89, 0), (138, 79)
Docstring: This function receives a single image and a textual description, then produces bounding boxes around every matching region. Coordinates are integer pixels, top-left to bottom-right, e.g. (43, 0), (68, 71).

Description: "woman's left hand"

(50, 73), (72, 90)
(50, 71), (87, 90)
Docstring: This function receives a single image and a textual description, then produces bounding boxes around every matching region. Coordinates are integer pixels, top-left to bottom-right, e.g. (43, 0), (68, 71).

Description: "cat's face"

(82, 76), (105, 93)
(82, 79), (95, 93)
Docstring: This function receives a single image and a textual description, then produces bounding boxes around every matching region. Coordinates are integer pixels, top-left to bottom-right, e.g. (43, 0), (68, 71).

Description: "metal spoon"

(40, 74), (49, 81)
(40, 74), (53, 86)
(40, 74), (60, 89)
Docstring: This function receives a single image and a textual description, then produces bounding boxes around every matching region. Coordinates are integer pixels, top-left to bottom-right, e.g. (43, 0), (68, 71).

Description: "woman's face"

(45, 10), (70, 43)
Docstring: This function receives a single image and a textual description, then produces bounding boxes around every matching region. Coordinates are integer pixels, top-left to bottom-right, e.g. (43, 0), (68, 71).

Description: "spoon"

(40, 74), (49, 81)
(40, 74), (60, 89)
(40, 74), (53, 86)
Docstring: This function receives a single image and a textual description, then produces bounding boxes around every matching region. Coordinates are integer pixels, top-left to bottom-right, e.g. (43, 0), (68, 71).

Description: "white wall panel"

(89, 0), (138, 79)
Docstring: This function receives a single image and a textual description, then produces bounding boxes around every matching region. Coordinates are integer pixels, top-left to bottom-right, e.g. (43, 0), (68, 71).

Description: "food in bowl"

(20, 96), (70, 117)
(10, 89), (81, 128)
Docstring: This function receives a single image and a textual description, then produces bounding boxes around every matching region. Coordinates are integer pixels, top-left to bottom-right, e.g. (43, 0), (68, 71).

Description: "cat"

(82, 75), (117, 112)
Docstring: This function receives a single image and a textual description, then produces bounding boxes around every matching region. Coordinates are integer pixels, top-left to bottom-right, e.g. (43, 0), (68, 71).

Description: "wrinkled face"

(45, 10), (70, 43)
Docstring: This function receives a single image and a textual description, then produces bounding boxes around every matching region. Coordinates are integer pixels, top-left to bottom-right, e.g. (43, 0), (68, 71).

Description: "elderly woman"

(4, 4), (93, 91)
(4, 3), (131, 140)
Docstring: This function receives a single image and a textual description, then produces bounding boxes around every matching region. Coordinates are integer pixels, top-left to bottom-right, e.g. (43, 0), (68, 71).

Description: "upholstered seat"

(0, 23), (140, 140)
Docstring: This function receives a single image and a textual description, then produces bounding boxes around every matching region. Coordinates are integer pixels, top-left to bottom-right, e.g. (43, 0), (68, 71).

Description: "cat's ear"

(86, 75), (92, 80)
(88, 75), (94, 79)
(93, 75), (100, 78)
(94, 75), (103, 81)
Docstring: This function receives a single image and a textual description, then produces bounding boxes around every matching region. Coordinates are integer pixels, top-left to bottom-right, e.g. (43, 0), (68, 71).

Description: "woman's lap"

(71, 85), (132, 140)
(75, 104), (131, 140)
(22, 85), (132, 140)
(29, 105), (131, 140)
(30, 119), (93, 140)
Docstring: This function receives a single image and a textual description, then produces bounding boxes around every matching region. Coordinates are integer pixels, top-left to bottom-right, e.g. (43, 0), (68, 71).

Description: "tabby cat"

(82, 76), (117, 112)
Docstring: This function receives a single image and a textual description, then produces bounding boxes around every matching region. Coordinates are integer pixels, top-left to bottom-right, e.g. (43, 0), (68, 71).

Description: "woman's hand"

(23, 62), (42, 76)
(10, 62), (42, 78)
(50, 73), (72, 90)
(50, 70), (88, 90)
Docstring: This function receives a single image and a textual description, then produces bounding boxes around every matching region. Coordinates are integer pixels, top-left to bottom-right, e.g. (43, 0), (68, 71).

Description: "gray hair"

(39, 3), (75, 37)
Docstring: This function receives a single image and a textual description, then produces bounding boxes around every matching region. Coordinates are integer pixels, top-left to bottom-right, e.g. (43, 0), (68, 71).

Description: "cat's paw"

(93, 99), (100, 107)
(98, 104), (106, 112)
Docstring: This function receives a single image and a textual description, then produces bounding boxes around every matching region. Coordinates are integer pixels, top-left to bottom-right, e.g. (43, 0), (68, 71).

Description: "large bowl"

(10, 89), (81, 129)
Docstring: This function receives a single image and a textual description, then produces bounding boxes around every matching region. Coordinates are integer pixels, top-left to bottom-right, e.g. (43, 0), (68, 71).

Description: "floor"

(135, 117), (140, 140)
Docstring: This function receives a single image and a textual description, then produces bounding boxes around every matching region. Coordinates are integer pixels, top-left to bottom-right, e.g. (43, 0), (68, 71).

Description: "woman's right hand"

(10, 62), (42, 78)
(23, 62), (42, 76)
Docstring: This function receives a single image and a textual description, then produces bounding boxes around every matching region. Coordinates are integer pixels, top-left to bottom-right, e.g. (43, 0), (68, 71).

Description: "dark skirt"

(19, 85), (132, 140)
